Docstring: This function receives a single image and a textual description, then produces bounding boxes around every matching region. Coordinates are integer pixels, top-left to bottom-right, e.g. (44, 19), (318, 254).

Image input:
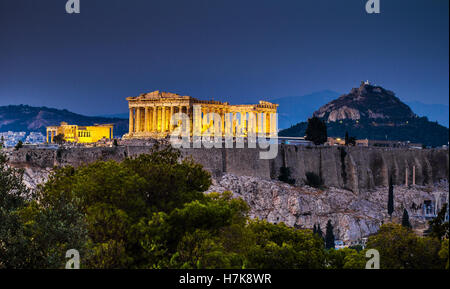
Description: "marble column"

(251, 112), (257, 134)
(270, 112), (277, 137)
(129, 108), (134, 134)
(209, 107), (214, 136)
(136, 107), (141, 132)
(264, 111), (270, 135)
(152, 107), (157, 132)
(232, 112), (237, 136)
(170, 106), (174, 132)
(177, 105), (183, 126)
(242, 111), (247, 136)
(220, 109), (225, 136)
(161, 106), (166, 132)
(144, 107), (149, 132)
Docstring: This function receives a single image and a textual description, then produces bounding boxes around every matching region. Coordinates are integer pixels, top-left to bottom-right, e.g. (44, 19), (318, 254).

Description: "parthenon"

(123, 91), (278, 139)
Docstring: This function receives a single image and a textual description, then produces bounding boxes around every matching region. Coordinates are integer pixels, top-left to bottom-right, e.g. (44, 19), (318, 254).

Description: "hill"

(279, 82), (449, 147)
(0, 105), (129, 137)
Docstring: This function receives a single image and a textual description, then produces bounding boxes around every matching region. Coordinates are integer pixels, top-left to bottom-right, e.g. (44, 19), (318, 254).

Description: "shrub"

(304, 172), (323, 188)
(278, 166), (295, 185)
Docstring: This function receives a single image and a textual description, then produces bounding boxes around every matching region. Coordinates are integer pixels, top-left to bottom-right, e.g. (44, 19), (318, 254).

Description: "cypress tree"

(325, 220), (335, 249)
(402, 208), (412, 228)
(313, 224), (317, 234)
(388, 175), (394, 218)
(317, 224), (324, 240)
(305, 116), (327, 145)
(345, 131), (349, 146)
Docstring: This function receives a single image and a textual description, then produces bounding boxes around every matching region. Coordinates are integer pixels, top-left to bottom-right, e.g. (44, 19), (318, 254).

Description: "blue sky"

(0, 0), (448, 116)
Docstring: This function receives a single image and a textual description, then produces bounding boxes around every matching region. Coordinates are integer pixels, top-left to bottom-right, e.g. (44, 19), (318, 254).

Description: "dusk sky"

(0, 0), (448, 116)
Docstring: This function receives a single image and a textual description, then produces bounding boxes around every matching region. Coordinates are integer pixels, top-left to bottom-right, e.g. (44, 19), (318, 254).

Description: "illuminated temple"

(47, 122), (114, 144)
(123, 91), (279, 139)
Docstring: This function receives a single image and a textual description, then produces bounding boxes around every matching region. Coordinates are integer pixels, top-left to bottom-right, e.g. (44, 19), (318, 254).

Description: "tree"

(342, 249), (367, 269)
(348, 137), (356, 146)
(305, 116), (327, 145)
(439, 239), (449, 269)
(113, 139), (118, 146)
(53, 134), (65, 145)
(14, 140), (23, 150)
(304, 172), (323, 188)
(326, 248), (360, 269)
(0, 151), (86, 269)
(367, 223), (444, 269)
(325, 220), (335, 249)
(36, 146), (243, 269)
(387, 175), (394, 218)
(345, 131), (349, 146)
(278, 166), (295, 185)
(244, 220), (326, 269)
(0, 152), (29, 268)
(427, 203), (449, 240)
(317, 224), (324, 240)
(401, 208), (411, 228)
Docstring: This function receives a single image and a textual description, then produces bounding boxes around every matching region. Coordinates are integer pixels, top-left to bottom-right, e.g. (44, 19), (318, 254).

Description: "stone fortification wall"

(6, 145), (449, 193)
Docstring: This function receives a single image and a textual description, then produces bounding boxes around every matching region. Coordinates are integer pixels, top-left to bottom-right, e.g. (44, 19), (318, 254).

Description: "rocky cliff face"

(314, 82), (416, 122)
(207, 174), (449, 242)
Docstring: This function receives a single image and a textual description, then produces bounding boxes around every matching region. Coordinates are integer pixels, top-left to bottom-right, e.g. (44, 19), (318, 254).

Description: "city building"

(25, 132), (46, 144)
(46, 122), (114, 144)
(355, 139), (422, 148)
(0, 131), (27, 148)
(278, 137), (313, 146)
(327, 137), (422, 149)
(124, 91), (278, 139)
(327, 137), (346, 146)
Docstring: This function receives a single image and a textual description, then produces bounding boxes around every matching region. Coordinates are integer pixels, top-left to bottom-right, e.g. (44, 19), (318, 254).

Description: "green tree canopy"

(305, 116), (327, 145)
(428, 203), (449, 240)
(367, 223), (444, 269)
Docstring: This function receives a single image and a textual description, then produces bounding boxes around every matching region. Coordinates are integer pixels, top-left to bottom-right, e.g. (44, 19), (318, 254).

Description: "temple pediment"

(133, 91), (192, 100)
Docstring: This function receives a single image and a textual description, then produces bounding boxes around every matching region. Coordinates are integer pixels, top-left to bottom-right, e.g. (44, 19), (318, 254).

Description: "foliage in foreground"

(0, 147), (448, 269)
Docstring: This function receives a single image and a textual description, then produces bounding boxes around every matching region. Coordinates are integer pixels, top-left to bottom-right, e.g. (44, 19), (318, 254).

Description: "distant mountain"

(406, 101), (449, 128)
(0, 105), (129, 137)
(280, 82), (449, 147)
(271, 90), (341, 129)
(270, 90), (448, 130)
(313, 83), (415, 121)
